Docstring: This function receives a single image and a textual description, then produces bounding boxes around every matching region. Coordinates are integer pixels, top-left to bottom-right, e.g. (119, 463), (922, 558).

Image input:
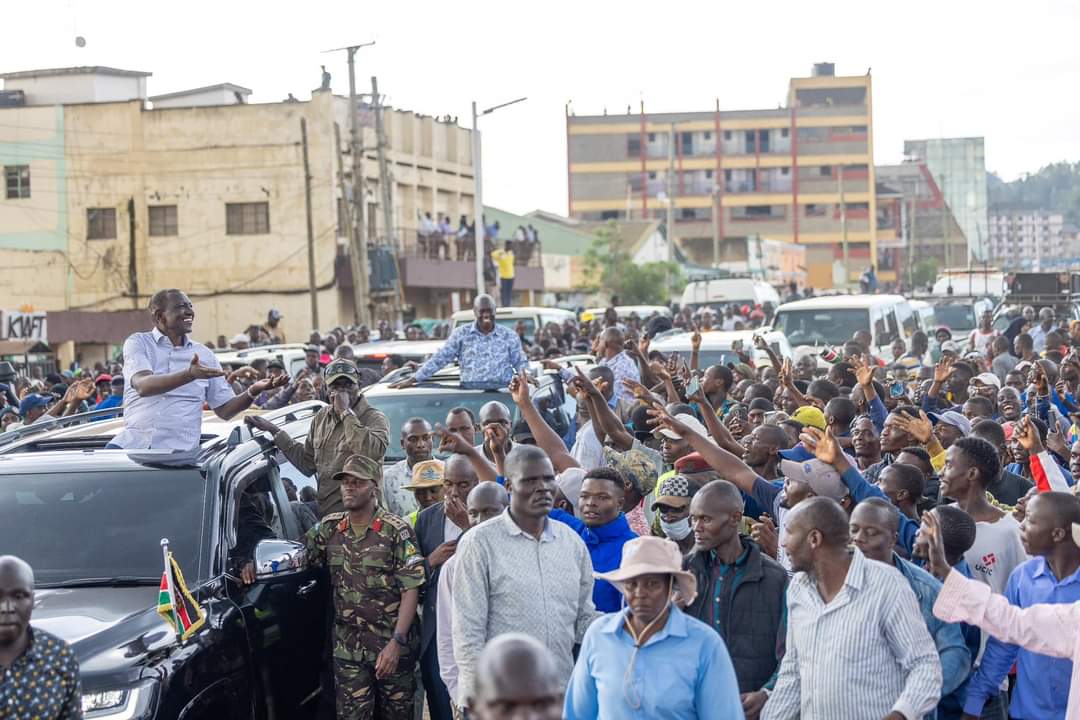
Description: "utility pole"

(471, 101), (485, 295)
(300, 117), (319, 331)
(127, 198), (138, 308)
(940, 173), (950, 273)
(908, 193), (917, 291)
(323, 42), (375, 326)
(838, 165), (848, 287)
(711, 187), (721, 267)
(666, 123), (676, 295)
(371, 77), (395, 253)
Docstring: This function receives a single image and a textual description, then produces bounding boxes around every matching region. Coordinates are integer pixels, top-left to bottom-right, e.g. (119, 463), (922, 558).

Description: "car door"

(226, 458), (328, 718)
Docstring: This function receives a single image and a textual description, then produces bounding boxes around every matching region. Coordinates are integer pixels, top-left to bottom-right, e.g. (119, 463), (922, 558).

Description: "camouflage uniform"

(275, 386), (389, 517)
(308, 504), (426, 720)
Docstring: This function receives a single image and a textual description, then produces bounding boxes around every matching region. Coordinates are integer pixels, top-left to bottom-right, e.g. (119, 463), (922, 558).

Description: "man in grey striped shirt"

(451, 445), (598, 709)
(763, 497), (942, 720)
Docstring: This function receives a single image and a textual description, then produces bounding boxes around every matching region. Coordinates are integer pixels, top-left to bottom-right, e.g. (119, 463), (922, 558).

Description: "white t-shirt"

(968, 328), (998, 355)
(962, 511), (1029, 666)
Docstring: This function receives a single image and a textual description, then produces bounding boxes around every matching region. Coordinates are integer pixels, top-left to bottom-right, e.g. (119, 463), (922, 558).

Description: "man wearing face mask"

(651, 475), (698, 554)
(564, 536), (744, 719)
(247, 359), (389, 517)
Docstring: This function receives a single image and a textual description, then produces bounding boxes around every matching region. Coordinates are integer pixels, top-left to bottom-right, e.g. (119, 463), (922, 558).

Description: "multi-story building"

(987, 208), (1066, 270)
(875, 161), (968, 288)
(566, 63), (877, 288)
(0, 65), (525, 366)
(903, 137), (988, 264)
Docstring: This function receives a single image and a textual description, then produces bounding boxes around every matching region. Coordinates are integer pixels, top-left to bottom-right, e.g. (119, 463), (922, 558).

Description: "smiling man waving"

(111, 289), (286, 451)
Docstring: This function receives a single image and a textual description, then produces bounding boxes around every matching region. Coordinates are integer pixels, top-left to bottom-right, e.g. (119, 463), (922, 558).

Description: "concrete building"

(566, 63), (877, 289)
(903, 137), (988, 264)
(0, 65), (488, 367)
(987, 208), (1066, 270)
(875, 162), (968, 289)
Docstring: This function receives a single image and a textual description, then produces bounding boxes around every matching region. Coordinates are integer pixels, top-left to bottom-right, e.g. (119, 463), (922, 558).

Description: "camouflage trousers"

(334, 656), (416, 720)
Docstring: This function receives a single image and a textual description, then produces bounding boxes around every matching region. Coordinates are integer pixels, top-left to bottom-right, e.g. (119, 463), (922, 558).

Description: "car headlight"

(82, 679), (156, 719)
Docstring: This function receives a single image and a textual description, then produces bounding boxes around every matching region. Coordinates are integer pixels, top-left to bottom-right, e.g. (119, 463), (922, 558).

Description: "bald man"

(469, 634), (563, 720)
(684, 480), (787, 710)
(416, 454), (481, 720)
(764, 498), (941, 720)
(0, 556), (82, 719)
(437, 482), (510, 712)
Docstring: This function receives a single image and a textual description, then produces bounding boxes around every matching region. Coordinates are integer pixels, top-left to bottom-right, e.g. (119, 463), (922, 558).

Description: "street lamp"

(471, 97), (527, 295)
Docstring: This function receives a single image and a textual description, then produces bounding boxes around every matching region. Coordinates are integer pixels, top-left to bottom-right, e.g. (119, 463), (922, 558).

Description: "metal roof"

(0, 66), (151, 79)
(148, 83), (252, 102)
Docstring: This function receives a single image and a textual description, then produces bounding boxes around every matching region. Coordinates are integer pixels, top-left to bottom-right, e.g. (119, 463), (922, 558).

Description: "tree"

(989, 162), (1080, 225)
(583, 221), (684, 305)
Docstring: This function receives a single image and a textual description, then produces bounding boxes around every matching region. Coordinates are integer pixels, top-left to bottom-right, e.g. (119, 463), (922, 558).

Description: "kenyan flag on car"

(157, 541), (206, 642)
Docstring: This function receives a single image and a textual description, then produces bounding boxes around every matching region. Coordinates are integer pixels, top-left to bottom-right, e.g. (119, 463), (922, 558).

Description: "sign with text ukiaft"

(0, 311), (47, 342)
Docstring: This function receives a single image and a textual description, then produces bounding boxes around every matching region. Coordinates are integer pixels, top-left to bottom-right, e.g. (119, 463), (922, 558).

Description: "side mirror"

(254, 539), (308, 579)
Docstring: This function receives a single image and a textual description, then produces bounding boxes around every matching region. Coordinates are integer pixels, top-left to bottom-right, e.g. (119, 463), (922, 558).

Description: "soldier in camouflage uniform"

(307, 454), (426, 720)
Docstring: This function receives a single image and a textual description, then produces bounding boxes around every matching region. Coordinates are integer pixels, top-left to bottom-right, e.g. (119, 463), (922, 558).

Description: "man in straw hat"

(564, 536), (743, 719)
(927, 491), (1080, 720)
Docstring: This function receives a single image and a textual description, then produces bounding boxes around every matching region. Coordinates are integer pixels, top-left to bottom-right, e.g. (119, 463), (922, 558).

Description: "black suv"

(0, 402), (330, 719)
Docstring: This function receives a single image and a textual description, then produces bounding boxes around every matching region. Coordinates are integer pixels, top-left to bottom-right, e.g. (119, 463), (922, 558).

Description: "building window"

(226, 202), (270, 235)
(680, 208), (697, 220)
(681, 132), (693, 155)
(745, 131), (756, 153)
(627, 135), (641, 157)
(648, 133), (656, 142)
(723, 130), (732, 140)
(705, 169), (713, 179)
(648, 172), (657, 180)
(703, 131), (711, 140)
(337, 197), (348, 236)
(87, 208), (117, 240)
(820, 166), (832, 177)
(780, 128), (789, 138)
(758, 130), (770, 153)
(780, 167), (789, 175)
(600, 210), (619, 220)
(805, 204), (826, 217)
(4, 165), (30, 199)
(148, 205), (178, 236)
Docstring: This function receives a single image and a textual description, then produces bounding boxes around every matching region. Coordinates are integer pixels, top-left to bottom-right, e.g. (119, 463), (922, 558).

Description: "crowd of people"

(11, 286), (1080, 719)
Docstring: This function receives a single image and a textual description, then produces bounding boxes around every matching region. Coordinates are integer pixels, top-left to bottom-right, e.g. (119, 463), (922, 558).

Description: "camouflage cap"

(332, 454), (383, 484)
(404, 459), (445, 490)
(602, 446), (656, 495)
(325, 358), (360, 386)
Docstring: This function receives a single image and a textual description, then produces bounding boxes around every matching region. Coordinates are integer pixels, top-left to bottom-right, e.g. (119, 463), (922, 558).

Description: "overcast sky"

(9, 0), (1080, 215)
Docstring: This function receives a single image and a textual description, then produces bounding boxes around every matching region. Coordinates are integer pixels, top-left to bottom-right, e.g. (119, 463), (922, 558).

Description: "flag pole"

(161, 538), (181, 644)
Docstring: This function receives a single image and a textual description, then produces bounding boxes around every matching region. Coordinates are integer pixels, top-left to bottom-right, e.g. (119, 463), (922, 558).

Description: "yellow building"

(566, 63), (877, 288)
(0, 66), (478, 365)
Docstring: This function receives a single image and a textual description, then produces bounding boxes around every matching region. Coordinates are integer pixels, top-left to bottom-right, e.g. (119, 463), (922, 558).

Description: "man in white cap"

(930, 410), (971, 450)
(564, 536), (744, 719)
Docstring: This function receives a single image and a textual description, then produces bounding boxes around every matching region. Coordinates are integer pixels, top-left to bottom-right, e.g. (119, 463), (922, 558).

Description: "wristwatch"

(392, 632), (408, 647)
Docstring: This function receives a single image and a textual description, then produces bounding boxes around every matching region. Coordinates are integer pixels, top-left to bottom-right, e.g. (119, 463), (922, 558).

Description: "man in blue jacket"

(576, 467), (639, 612)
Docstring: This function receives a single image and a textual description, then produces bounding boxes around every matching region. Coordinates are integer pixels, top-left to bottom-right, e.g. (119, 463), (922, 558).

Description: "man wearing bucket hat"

(564, 536), (744, 719)
(247, 358), (389, 517)
(928, 492), (1080, 719)
(306, 454), (426, 720)
(402, 459), (445, 525)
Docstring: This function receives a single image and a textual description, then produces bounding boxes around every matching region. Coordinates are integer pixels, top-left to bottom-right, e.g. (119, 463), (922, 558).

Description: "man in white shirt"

(111, 289), (286, 450)
(452, 446), (598, 705)
(436, 481), (509, 711)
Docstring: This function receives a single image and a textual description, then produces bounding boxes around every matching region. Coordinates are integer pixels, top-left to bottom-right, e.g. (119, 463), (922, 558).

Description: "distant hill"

(988, 161), (1080, 225)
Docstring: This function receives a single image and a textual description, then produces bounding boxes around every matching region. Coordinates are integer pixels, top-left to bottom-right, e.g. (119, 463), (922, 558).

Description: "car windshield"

(666, 350), (740, 368)
(774, 308), (870, 346)
(0, 469), (208, 586)
(933, 304), (976, 333)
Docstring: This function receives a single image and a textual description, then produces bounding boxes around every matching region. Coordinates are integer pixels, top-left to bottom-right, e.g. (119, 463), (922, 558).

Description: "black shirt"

(987, 468), (1034, 506)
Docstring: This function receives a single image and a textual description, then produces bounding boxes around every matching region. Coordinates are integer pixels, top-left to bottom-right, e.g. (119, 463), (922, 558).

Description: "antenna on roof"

(75, 36), (86, 47)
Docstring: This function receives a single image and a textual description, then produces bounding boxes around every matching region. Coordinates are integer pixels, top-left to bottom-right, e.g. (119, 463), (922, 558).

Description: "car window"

(0, 469), (209, 585)
(368, 392), (510, 462)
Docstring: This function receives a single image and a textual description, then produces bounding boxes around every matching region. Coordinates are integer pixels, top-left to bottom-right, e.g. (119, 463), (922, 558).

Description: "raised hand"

(572, 366), (603, 399)
(800, 426), (842, 467)
(895, 409), (934, 444)
(484, 423), (509, 461)
(753, 335), (769, 351)
(508, 370), (530, 407)
(690, 330), (703, 353)
(649, 360), (672, 383)
(71, 378), (96, 403)
(852, 354), (875, 387)
(920, 510), (951, 581)
(248, 373), (290, 397)
(1017, 416), (1047, 455)
(933, 355), (953, 385)
(647, 403), (692, 438)
(749, 515), (778, 559)
(638, 335), (651, 357)
(435, 423), (473, 455)
(187, 354), (226, 381)
(622, 378), (655, 403)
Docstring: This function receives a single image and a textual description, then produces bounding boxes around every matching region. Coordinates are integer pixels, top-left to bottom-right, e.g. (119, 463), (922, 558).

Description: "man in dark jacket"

(414, 453), (478, 720)
(685, 479), (787, 719)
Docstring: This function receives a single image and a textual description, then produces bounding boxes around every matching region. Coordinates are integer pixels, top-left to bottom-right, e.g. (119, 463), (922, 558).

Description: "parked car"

(649, 329), (792, 370)
(214, 343), (311, 378)
(449, 306), (576, 343)
(0, 401), (330, 719)
(582, 305), (672, 322)
(772, 294), (916, 367)
(350, 339), (446, 376)
(679, 279), (781, 316)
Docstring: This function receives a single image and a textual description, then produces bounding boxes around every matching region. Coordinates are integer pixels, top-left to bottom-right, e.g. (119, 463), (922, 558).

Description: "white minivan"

(680, 279), (781, 314)
(771, 294), (917, 366)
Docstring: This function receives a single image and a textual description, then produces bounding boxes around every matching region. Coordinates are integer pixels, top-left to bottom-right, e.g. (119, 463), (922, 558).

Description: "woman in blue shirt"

(564, 536), (745, 719)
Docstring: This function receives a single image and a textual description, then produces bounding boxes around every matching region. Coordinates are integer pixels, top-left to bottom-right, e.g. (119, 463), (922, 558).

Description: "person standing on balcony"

(491, 241), (516, 307)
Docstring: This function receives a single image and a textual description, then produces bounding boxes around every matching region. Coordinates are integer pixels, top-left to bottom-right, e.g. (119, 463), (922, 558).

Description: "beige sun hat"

(594, 536), (698, 605)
